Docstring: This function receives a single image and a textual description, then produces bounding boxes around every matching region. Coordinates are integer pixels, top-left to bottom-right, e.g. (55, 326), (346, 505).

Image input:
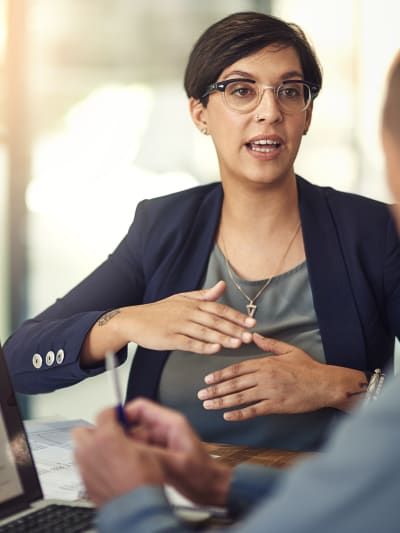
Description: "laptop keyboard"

(0, 504), (96, 532)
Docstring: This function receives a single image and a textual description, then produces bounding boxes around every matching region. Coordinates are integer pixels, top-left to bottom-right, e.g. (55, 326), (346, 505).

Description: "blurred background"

(0, 0), (399, 421)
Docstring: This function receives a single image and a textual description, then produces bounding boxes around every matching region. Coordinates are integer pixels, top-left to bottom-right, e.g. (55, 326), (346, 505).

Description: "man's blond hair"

(383, 51), (400, 138)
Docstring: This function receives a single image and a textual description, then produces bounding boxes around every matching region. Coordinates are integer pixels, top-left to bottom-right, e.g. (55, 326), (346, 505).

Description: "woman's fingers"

(184, 280), (227, 302)
(198, 371), (256, 400)
(126, 287), (256, 353)
(223, 401), (271, 421)
(252, 333), (291, 354)
(176, 319), (252, 349)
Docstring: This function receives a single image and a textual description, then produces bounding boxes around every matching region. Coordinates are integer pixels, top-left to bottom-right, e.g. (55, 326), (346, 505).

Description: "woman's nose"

(255, 88), (283, 122)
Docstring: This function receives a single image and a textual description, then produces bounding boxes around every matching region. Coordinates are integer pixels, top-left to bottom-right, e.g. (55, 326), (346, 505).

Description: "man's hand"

(73, 399), (232, 508)
(126, 399), (232, 506)
(73, 408), (165, 506)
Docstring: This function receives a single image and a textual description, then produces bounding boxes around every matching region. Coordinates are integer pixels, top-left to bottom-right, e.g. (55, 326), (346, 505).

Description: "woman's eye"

(236, 88), (250, 96)
(230, 85), (254, 98)
(280, 86), (301, 98)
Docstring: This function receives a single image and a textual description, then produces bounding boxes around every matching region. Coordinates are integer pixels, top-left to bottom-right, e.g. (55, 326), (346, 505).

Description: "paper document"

(165, 484), (227, 521)
(24, 419), (90, 501)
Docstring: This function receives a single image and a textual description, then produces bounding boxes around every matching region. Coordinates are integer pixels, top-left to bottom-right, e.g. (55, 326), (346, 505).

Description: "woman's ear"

(189, 97), (209, 134)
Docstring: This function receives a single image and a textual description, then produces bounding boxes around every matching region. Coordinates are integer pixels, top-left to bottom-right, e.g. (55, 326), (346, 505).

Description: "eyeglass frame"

(200, 78), (320, 114)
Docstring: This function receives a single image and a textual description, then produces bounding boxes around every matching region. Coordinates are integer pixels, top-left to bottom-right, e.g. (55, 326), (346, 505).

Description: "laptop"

(0, 342), (96, 532)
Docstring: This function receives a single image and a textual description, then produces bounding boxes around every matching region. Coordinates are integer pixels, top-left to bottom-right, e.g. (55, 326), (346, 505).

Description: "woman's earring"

(201, 127), (209, 135)
(303, 128), (308, 135)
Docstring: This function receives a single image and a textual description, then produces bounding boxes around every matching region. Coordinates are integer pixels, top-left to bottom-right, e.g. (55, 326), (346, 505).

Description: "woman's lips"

(247, 139), (281, 153)
(245, 137), (284, 159)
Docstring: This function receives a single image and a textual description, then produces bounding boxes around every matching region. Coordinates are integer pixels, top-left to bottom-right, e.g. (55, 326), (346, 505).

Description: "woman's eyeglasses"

(201, 78), (320, 114)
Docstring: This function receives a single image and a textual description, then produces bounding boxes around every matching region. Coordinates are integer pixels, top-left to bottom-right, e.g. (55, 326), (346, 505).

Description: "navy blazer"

(5, 176), (400, 399)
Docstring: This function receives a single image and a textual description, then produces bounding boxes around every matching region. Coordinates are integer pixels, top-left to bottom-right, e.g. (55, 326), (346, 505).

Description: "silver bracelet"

(364, 368), (385, 404)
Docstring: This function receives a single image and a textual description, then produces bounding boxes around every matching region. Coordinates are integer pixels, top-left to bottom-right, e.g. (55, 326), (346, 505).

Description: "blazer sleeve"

(98, 487), (194, 533)
(4, 201), (150, 394)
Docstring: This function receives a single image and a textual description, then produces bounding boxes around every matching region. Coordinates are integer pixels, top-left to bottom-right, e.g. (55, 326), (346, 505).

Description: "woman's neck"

(220, 175), (300, 236)
(217, 176), (304, 280)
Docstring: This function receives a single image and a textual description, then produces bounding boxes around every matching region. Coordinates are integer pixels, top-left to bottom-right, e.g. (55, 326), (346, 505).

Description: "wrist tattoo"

(97, 309), (121, 326)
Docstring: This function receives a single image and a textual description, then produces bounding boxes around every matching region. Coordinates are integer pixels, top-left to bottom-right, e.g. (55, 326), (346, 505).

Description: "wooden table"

(205, 442), (313, 469)
(177, 443), (314, 529)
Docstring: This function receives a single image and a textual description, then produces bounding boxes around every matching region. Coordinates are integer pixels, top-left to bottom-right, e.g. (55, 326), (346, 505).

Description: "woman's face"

(190, 45), (313, 188)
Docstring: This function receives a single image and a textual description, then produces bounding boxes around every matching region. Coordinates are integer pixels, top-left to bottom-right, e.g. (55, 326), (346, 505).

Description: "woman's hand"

(81, 281), (255, 365)
(197, 333), (368, 420)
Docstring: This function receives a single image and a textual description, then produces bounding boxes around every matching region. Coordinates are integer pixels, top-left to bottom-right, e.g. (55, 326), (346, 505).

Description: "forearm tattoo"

(97, 309), (121, 326)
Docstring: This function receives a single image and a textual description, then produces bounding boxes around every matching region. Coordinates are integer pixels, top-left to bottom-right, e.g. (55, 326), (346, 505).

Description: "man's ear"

(189, 97), (209, 133)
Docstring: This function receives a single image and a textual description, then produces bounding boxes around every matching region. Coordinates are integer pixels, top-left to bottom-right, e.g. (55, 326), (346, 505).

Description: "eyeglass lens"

(224, 81), (311, 113)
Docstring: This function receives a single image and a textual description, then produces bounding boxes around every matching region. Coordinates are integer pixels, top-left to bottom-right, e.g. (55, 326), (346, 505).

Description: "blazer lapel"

(297, 177), (368, 370)
(144, 184), (223, 301)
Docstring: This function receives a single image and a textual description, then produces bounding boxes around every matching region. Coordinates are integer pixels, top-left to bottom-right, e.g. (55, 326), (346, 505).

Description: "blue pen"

(105, 351), (129, 429)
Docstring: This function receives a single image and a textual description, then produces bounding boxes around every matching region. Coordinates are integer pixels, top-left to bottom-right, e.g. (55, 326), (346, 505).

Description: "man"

(73, 51), (400, 533)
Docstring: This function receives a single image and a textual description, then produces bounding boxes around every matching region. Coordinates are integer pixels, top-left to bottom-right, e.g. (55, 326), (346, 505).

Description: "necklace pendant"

(246, 303), (257, 318)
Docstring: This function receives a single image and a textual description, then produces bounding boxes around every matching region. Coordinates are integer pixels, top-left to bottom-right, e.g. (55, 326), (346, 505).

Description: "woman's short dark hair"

(184, 11), (322, 103)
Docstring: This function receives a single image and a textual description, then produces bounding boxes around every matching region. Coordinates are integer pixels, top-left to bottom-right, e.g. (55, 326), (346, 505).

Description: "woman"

(5, 12), (400, 450)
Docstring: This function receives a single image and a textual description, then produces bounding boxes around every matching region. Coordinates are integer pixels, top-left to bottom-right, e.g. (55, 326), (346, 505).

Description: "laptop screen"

(0, 410), (23, 501)
(0, 343), (42, 519)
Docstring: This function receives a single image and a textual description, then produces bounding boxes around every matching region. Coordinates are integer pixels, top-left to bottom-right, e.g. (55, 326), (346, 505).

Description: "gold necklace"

(221, 222), (301, 318)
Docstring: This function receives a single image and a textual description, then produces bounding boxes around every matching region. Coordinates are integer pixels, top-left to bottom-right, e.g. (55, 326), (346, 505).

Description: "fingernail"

(229, 337), (240, 347)
(242, 332), (252, 343)
(205, 374), (213, 384)
(245, 317), (256, 327)
(208, 343), (221, 353)
(197, 389), (207, 399)
(203, 400), (212, 409)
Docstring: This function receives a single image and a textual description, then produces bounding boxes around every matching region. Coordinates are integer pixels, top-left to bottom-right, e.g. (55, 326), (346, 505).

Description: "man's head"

(382, 50), (400, 218)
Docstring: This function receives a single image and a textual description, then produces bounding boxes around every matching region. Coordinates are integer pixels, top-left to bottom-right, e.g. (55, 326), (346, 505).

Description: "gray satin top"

(158, 245), (339, 451)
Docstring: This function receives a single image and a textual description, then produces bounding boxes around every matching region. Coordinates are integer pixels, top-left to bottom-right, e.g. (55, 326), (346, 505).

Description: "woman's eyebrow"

(221, 69), (305, 81)
(280, 70), (304, 79)
(221, 70), (254, 80)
